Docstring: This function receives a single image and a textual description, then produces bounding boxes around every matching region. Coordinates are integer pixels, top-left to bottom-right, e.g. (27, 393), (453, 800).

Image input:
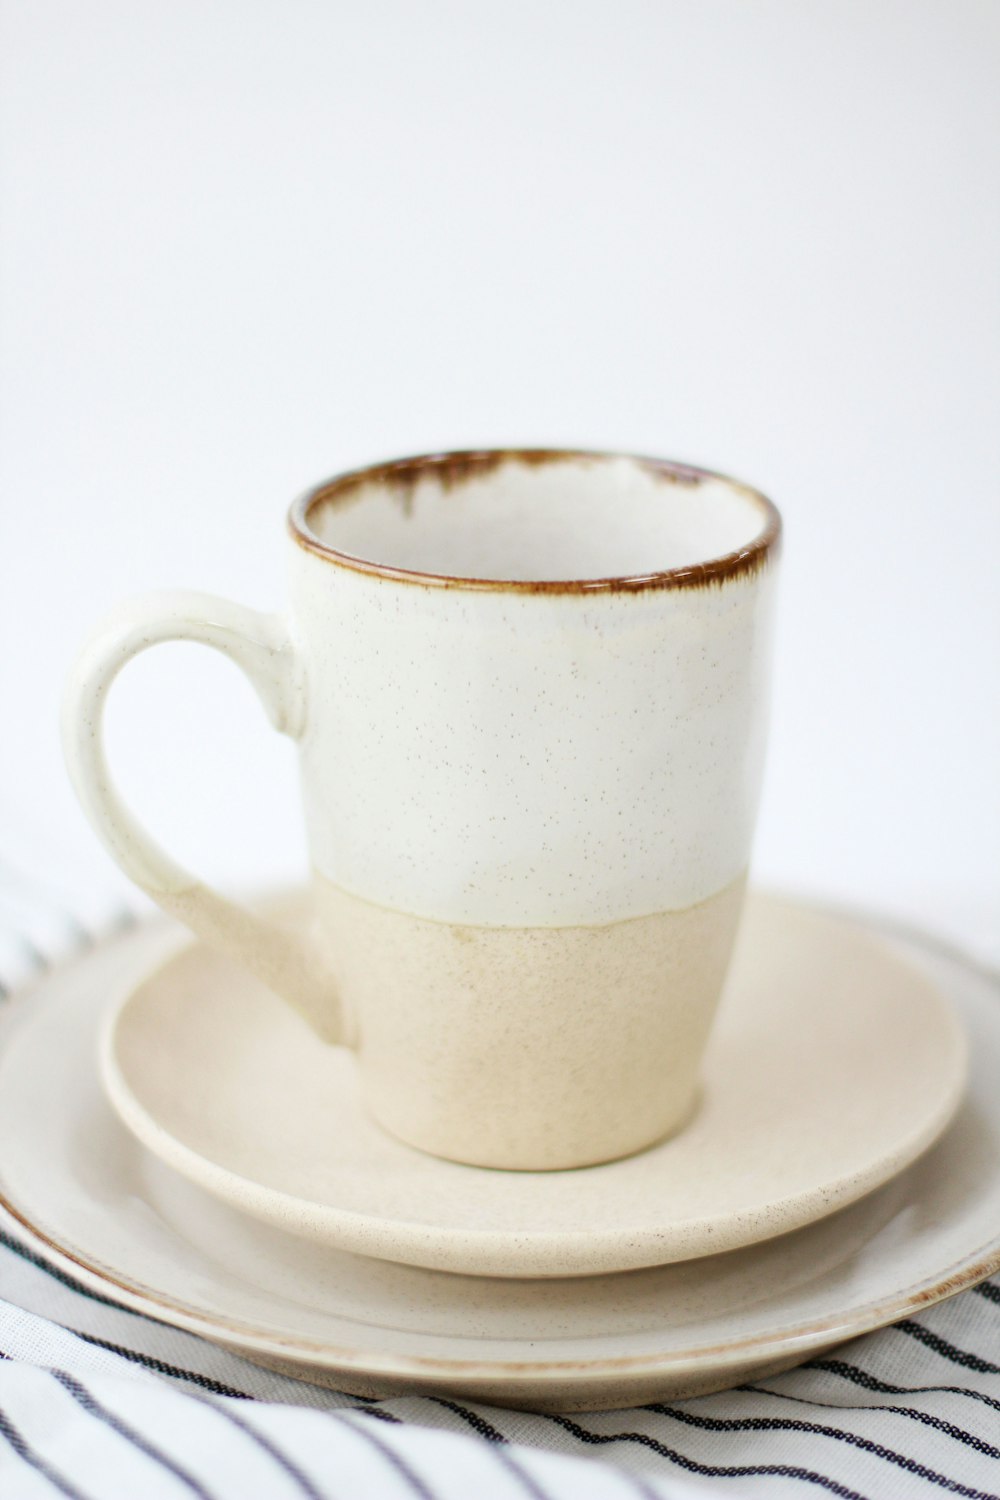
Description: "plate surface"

(0, 902), (997, 1410)
(99, 893), (966, 1276)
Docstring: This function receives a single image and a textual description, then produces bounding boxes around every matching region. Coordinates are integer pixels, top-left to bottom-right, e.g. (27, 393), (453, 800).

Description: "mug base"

(363, 1083), (704, 1173)
(323, 873), (746, 1173)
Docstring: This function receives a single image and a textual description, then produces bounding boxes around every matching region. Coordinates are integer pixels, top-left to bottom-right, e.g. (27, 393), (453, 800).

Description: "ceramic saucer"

(0, 907), (996, 1410)
(97, 892), (966, 1278)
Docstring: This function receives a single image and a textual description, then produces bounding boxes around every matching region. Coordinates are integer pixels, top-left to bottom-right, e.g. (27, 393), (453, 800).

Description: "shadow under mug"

(63, 449), (781, 1171)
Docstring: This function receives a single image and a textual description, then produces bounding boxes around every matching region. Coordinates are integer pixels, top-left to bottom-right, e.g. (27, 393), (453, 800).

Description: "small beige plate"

(0, 902), (997, 1411)
(98, 892), (966, 1278)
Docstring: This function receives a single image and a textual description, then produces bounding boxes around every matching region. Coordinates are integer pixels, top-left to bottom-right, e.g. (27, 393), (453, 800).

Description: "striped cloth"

(1, 847), (1000, 1500)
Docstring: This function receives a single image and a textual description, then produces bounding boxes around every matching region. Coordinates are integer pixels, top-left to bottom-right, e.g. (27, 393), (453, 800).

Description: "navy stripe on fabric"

(0, 1400), (94, 1500)
(429, 1400), (564, 1500)
(207, 1402), (328, 1500)
(744, 1382), (1000, 1458)
(431, 1396), (506, 1442)
(52, 1368), (218, 1500)
(331, 1412), (436, 1500)
(74, 1330), (256, 1400)
(3, 1287), (344, 1500)
(539, 1411), (872, 1500)
(348, 1402), (403, 1424)
(898, 1321), (1000, 1377)
(809, 1360), (1000, 1418)
(973, 1281), (1000, 1307)
(645, 1401), (1000, 1499)
(492, 1447), (558, 1500)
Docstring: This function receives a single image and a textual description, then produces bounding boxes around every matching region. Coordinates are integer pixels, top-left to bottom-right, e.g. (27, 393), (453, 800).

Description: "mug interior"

(294, 451), (777, 586)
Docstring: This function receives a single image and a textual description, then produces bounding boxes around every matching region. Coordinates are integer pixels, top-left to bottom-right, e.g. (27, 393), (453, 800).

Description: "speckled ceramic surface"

(64, 450), (780, 1168)
(99, 892), (966, 1278)
(0, 907), (995, 1411)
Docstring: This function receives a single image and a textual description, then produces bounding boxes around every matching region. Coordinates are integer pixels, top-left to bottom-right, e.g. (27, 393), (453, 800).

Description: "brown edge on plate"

(288, 448), (782, 594)
(0, 906), (997, 1384)
(2, 1189), (999, 1382)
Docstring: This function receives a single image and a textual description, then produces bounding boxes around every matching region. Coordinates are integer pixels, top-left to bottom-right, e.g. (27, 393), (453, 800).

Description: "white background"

(2, 0), (998, 956)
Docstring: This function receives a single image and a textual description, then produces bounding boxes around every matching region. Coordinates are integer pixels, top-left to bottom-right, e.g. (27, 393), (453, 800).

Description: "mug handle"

(61, 590), (346, 1044)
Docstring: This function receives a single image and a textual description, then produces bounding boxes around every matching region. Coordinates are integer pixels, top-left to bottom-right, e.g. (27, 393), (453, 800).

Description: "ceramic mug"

(64, 449), (780, 1170)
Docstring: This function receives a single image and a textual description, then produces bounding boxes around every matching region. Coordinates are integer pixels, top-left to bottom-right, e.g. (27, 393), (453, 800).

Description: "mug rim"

(288, 448), (782, 593)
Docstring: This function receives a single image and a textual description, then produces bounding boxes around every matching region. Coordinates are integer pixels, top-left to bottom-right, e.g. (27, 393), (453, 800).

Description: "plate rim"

(96, 891), (968, 1278)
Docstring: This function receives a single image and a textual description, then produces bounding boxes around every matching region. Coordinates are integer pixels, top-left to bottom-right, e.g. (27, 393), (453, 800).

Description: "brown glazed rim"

(288, 448), (782, 593)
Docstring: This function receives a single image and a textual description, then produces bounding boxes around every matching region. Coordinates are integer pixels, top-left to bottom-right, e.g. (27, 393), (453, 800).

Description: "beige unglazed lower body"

(315, 873), (748, 1170)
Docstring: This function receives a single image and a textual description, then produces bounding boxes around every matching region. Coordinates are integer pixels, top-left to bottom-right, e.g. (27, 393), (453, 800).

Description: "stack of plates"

(1, 891), (997, 1412)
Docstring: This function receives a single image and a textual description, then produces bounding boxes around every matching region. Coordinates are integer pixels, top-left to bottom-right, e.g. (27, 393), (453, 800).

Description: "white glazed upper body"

(291, 546), (776, 927)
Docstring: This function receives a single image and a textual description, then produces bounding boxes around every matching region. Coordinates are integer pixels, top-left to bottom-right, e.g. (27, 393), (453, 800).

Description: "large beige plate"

(98, 893), (965, 1277)
(0, 898), (997, 1411)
